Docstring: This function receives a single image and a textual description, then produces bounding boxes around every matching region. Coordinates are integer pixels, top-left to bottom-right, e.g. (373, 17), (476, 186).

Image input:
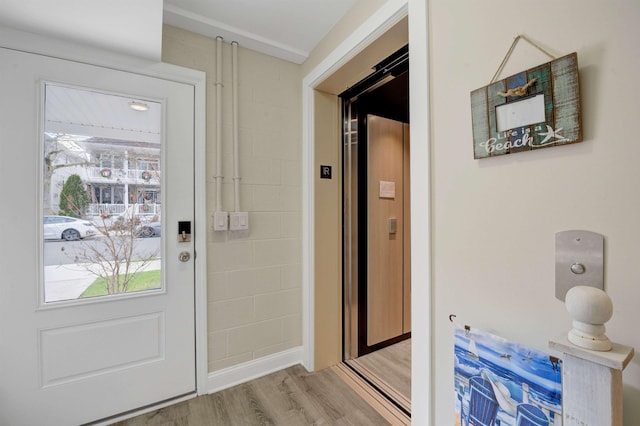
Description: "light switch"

(213, 211), (228, 231)
(230, 212), (249, 231)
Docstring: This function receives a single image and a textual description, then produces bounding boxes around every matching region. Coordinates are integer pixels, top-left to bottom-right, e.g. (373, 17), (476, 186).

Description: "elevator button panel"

(388, 218), (397, 234)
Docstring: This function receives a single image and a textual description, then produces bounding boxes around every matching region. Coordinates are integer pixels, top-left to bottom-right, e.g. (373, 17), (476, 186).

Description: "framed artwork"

(471, 52), (582, 159)
(454, 325), (562, 426)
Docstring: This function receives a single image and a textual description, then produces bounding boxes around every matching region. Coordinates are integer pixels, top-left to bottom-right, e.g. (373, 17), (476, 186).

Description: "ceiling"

(0, 0), (356, 64)
(164, 0), (409, 90)
(0, 0), (163, 61)
(164, 0), (358, 64)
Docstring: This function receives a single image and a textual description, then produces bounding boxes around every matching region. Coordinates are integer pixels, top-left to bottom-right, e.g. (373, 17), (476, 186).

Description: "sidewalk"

(44, 259), (161, 302)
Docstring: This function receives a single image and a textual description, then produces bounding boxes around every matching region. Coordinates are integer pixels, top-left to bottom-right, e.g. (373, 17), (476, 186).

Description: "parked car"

(135, 221), (161, 238)
(44, 215), (97, 241)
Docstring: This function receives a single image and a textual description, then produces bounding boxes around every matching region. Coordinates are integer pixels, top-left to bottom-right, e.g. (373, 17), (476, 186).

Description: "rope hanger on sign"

(489, 35), (557, 84)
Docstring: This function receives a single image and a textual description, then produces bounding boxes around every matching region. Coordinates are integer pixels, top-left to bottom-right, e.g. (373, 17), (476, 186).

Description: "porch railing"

(87, 203), (160, 218)
(88, 167), (161, 183)
(87, 203), (127, 216)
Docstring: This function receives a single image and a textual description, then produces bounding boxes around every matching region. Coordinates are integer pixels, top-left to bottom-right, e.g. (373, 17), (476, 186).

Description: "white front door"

(0, 47), (197, 425)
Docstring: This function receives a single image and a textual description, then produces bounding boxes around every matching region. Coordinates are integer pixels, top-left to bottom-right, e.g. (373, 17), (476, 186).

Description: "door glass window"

(43, 84), (163, 303)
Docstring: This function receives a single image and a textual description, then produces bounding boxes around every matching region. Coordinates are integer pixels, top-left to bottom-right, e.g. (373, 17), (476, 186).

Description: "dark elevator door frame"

(342, 65), (410, 357)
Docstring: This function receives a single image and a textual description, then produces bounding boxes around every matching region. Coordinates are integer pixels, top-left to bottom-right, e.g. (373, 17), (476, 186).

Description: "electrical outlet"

(229, 212), (249, 231)
(213, 211), (228, 231)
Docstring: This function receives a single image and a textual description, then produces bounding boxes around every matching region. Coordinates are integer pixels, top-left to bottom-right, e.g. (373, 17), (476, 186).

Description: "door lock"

(179, 251), (191, 262)
(178, 221), (191, 242)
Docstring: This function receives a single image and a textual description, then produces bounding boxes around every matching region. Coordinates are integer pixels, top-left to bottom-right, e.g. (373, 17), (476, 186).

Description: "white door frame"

(0, 25), (209, 397)
(301, 0), (432, 424)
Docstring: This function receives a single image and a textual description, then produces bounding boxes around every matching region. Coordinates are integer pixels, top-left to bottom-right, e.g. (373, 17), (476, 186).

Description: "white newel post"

(548, 285), (635, 425)
(549, 336), (634, 426)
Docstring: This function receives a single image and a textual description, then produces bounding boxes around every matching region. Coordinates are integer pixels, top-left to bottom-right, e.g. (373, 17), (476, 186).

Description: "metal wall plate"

(555, 230), (604, 301)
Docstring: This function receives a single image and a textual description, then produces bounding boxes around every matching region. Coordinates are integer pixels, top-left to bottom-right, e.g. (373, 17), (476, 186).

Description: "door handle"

(179, 251), (191, 262)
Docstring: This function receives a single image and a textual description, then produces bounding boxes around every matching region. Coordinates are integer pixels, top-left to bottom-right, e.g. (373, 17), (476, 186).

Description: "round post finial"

(565, 285), (613, 351)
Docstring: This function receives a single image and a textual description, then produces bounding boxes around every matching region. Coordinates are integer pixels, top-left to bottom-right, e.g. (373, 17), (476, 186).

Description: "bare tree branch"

(63, 198), (159, 295)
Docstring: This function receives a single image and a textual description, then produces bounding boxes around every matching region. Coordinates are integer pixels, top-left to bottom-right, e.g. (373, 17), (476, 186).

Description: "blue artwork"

(454, 325), (562, 426)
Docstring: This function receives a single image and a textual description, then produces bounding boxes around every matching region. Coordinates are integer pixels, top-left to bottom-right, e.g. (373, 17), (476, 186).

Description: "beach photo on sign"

(453, 325), (562, 426)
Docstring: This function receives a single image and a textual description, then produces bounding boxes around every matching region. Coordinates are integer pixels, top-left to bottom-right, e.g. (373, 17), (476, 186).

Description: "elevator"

(342, 45), (410, 360)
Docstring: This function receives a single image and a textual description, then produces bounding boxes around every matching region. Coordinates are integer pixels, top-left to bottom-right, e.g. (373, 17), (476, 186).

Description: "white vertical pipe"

(215, 36), (223, 212)
(232, 41), (240, 212)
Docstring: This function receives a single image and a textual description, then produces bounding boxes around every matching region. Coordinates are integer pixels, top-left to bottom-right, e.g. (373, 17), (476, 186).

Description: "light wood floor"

(347, 339), (411, 414)
(111, 364), (401, 425)
(112, 340), (412, 426)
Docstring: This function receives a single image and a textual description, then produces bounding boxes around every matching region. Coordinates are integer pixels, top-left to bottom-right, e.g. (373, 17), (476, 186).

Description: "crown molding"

(163, 4), (308, 64)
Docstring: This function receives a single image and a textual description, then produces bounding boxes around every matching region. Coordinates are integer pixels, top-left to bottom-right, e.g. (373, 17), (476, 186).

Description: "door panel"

(40, 312), (164, 387)
(0, 48), (195, 425)
(367, 115), (409, 346)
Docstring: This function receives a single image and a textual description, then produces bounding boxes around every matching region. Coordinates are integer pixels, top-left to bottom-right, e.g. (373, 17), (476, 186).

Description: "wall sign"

(379, 180), (396, 199)
(320, 165), (332, 179)
(471, 52), (582, 159)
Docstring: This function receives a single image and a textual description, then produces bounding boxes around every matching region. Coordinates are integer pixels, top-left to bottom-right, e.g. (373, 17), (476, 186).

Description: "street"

(44, 235), (161, 266)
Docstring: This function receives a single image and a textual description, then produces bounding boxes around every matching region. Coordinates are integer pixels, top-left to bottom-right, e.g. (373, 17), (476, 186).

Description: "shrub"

(59, 174), (89, 217)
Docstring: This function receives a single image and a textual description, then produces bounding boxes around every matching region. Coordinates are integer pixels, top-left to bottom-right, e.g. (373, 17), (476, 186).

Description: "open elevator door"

(342, 45), (410, 359)
(365, 115), (411, 349)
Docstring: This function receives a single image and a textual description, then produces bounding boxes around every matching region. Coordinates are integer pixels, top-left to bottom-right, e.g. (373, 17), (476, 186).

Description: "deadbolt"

(179, 251), (191, 262)
(178, 221), (192, 242)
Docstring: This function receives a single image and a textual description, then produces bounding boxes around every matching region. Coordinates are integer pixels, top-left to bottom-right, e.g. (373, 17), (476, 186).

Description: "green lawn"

(80, 269), (161, 297)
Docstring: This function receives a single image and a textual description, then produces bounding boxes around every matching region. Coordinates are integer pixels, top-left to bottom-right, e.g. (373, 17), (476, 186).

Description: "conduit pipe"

(215, 36), (223, 212)
(232, 41), (241, 212)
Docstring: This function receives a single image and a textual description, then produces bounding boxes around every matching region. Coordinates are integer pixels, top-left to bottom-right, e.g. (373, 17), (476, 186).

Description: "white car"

(44, 215), (97, 241)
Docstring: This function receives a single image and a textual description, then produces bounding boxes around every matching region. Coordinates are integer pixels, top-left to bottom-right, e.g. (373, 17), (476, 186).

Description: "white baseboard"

(207, 346), (304, 394)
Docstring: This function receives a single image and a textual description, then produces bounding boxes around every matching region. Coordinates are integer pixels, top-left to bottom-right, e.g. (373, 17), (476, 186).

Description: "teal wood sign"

(471, 52), (582, 159)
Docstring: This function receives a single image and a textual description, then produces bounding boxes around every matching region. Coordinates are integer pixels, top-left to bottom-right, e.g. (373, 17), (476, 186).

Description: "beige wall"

(302, 0), (388, 77)
(429, 1), (640, 424)
(313, 91), (342, 369)
(162, 25), (303, 372)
